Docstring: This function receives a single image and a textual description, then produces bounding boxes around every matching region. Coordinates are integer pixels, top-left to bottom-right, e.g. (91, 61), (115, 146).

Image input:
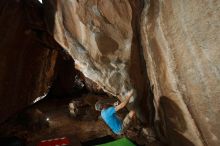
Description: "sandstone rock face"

(45, 0), (133, 95)
(44, 0), (153, 124)
(0, 0), (58, 123)
(141, 0), (220, 145)
(0, 0), (219, 146)
(44, 0), (220, 145)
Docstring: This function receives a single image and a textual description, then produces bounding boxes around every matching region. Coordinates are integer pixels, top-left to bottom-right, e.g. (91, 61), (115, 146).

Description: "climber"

(95, 90), (135, 135)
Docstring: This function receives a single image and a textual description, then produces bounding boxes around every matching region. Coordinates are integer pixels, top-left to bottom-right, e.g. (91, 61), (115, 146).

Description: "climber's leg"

(121, 110), (135, 133)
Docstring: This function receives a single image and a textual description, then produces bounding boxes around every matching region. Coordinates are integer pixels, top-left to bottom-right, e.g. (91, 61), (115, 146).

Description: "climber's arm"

(115, 90), (133, 112)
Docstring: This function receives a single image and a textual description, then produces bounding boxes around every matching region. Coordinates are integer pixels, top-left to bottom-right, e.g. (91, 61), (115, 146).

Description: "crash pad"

(37, 137), (70, 146)
(96, 137), (135, 146)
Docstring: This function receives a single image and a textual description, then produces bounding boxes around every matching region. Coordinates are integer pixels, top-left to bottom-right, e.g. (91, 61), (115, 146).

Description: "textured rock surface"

(0, 0), (58, 123)
(44, 0), (154, 125)
(0, 0), (219, 146)
(44, 0), (133, 95)
(44, 0), (220, 145)
(141, 0), (220, 145)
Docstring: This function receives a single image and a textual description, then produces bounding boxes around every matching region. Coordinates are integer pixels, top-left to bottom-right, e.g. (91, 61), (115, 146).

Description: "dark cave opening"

(46, 51), (88, 99)
(46, 50), (108, 99)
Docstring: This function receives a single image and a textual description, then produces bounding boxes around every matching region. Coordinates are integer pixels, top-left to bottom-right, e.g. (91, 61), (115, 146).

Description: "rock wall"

(44, 0), (220, 145)
(141, 0), (220, 145)
(0, 0), (58, 123)
(44, 0), (133, 95)
(44, 0), (154, 124)
(0, 0), (219, 146)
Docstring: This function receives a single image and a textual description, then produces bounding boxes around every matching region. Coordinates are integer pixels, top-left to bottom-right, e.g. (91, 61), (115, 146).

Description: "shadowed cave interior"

(0, 52), (157, 146)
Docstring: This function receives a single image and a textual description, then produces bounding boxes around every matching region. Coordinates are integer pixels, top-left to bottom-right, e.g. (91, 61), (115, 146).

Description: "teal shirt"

(101, 106), (122, 134)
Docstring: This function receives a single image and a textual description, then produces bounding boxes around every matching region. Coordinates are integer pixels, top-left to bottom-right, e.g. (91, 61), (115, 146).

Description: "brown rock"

(0, 0), (220, 146)
(0, 0), (59, 123)
(141, 0), (220, 145)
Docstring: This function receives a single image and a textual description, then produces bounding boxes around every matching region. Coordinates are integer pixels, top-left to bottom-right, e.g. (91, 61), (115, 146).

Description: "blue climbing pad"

(96, 137), (136, 146)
